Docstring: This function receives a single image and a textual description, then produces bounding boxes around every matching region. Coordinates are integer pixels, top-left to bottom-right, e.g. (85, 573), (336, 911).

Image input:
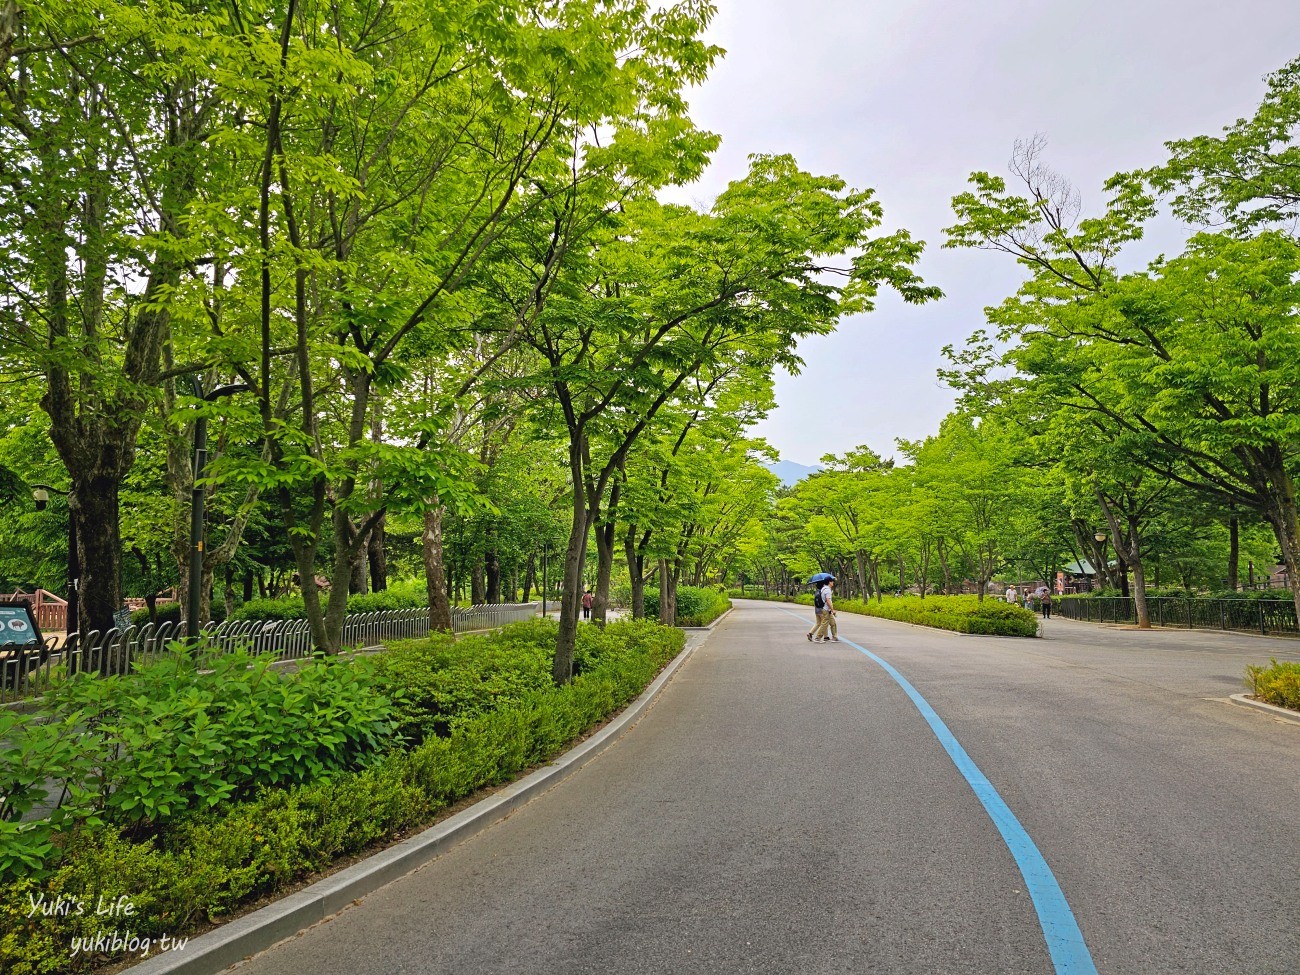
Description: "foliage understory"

(0, 620), (684, 974)
(642, 586), (731, 627)
(787, 593), (1040, 637)
(129, 579), (438, 627)
(1245, 658), (1300, 712)
(1064, 588), (1295, 601)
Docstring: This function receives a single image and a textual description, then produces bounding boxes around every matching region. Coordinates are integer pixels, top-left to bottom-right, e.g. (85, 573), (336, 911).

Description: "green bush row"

(1065, 587), (1294, 601)
(128, 580), (436, 628)
(793, 593), (1039, 637)
(229, 579), (431, 622)
(0, 652), (397, 878)
(642, 586), (731, 627)
(0, 620), (684, 974)
(1246, 658), (1300, 711)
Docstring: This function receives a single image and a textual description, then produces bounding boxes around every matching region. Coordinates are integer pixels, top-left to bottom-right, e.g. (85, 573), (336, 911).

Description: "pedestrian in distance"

(1005, 584), (1018, 605)
(581, 589), (594, 620)
(806, 583), (825, 641)
(811, 579), (839, 642)
(1039, 587), (1052, 619)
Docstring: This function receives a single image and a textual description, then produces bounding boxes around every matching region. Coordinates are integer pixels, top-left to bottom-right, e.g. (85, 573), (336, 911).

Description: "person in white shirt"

(811, 580), (838, 642)
(1005, 585), (1018, 604)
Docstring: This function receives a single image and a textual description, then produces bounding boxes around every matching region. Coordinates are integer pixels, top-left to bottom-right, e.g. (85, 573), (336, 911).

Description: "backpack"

(814, 588), (825, 611)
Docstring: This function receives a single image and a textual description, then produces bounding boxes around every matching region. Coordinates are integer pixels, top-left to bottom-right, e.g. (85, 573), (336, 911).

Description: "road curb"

(1228, 693), (1300, 725)
(126, 632), (709, 975)
(681, 606), (734, 632)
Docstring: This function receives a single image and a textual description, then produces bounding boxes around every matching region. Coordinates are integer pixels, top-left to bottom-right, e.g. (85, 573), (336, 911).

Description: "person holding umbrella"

(806, 572), (838, 643)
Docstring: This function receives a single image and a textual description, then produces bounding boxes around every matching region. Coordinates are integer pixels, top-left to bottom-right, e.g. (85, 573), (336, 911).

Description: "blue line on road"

(780, 608), (1098, 975)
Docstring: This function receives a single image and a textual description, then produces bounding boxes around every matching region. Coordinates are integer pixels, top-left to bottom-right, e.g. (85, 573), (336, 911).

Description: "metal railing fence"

(0, 602), (540, 703)
(1057, 596), (1298, 636)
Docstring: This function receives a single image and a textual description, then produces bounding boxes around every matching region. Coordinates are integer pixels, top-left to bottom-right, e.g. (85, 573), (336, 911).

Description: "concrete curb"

(1228, 693), (1300, 726)
(126, 632), (709, 975)
(681, 606), (734, 632)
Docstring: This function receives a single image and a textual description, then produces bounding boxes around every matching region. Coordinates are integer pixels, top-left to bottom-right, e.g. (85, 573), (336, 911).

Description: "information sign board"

(0, 600), (43, 647)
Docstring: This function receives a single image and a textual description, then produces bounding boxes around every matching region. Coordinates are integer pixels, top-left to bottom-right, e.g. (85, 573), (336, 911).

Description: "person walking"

(581, 589), (594, 620)
(1005, 584), (1018, 604)
(1038, 587), (1052, 619)
(811, 579), (838, 642)
(806, 584), (825, 641)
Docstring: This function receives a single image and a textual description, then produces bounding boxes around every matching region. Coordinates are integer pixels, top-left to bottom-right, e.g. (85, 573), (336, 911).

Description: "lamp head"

(32, 487), (49, 511)
(1094, 532), (1107, 543)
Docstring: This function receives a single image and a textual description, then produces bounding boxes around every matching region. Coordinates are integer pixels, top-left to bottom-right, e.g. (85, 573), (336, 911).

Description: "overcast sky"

(663, 1), (1300, 466)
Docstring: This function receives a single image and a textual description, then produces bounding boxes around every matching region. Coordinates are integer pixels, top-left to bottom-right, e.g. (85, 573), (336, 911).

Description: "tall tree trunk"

(471, 561), (486, 605)
(1262, 479), (1300, 623)
(553, 441), (590, 684)
(626, 523), (648, 619)
(1227, 515), (1240, 591)
(71, 478), (123, 650)
(658, 558), (677, 626)
(368, 512), (388, 592)
(592, 516), (616, 625)
(348, 525), (369, 595)
(1097, 488), (1149, 627)
(423, 502), (452, 631)
(521, 554), (536, 602)
(484, 521), (501, 603)
(366, 404), (387, 593)
(222, 564), (235, 620)
(589, 484), (619, 627)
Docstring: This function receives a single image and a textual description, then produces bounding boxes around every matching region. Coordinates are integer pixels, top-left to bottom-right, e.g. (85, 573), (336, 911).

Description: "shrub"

(1246, 658), (1300, 711)
(1, 650), (398, 878)
(0, 621), (686, 974)
(642, 586), (731, 626)
(797, 594), (1038, 637)
(377, 620), (556, 744)
(226, 580), (430, 623)
(129, 602), (226, 628)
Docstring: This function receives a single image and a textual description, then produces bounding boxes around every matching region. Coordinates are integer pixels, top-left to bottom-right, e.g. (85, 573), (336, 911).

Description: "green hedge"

(793, 593), (1039, 637)
(642, 586), (731, 627)
(1067, 587), (1294, 601)
(127, 580), (433, 628)
(0, 619), (685, 974)
(1246, 658), (1300, 711)
(0, 652), (397, 879)
(229, 579), (430, 622)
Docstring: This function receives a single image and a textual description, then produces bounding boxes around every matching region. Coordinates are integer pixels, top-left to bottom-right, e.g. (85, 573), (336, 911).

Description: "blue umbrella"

(806, 572), (836, 584)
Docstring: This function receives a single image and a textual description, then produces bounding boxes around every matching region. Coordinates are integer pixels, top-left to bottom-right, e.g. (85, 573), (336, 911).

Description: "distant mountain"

(765, 460), (823, 487)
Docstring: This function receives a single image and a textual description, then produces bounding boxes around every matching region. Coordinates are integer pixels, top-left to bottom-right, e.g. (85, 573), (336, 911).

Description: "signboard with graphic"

(0, 599), (43, 647)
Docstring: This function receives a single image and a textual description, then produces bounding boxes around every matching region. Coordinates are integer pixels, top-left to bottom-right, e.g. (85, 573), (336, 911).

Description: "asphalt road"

(230, 600), (1300, 975)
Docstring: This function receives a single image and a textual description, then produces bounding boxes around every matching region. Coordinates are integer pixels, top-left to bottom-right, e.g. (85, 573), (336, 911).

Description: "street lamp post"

(187, 380), (251, 641)
(32, 484), (78, 640)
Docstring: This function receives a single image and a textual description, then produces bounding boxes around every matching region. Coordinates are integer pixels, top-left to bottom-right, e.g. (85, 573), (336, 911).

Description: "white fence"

(0, 603), (540, 703)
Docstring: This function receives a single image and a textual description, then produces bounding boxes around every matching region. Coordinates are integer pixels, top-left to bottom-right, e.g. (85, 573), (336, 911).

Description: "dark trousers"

(1041, 603), (1051, 619)
(582, 606), (591, 619)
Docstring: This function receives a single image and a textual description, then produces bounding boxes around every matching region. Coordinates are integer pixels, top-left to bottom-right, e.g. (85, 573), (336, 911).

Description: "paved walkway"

(229, 600), (1300, 975)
